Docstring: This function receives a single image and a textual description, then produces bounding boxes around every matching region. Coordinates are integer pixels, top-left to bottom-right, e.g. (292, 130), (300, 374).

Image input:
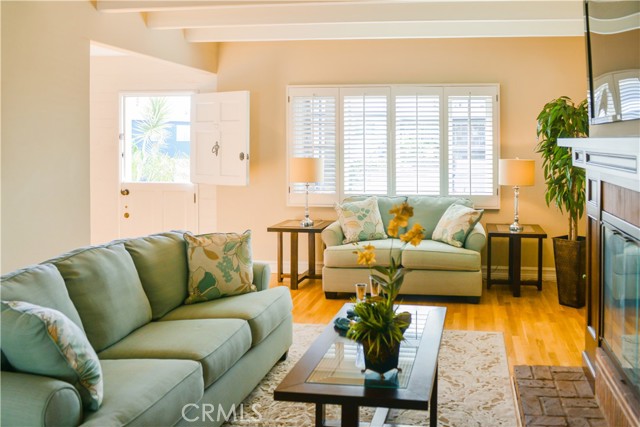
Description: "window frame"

(286, 84), (500, 209)
(119, 91), (195, 185)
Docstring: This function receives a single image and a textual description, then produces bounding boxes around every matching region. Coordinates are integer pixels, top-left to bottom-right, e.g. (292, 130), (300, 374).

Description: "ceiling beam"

(96, 0), (370, 13)
(185, 19), (583, 42)
(147, 1), (583, 29)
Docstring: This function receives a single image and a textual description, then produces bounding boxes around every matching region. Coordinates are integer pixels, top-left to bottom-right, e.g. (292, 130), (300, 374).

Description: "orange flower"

(387, 220), (399, 238)
(400, 223), (425, 246)
(354, 244), (376, 266)
(389, 202), (413, 227)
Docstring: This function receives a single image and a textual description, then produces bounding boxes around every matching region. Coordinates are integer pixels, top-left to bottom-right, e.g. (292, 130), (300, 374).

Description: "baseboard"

(482, 266), (557, 283)
(259, 260), (557, 283)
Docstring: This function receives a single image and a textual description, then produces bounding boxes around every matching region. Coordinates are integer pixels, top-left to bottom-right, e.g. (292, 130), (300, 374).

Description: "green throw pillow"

(335, 196), (387, 244)
(1, 301), (103, 410)
(432, 204), (484, 248)
(184, 230), (256, 304)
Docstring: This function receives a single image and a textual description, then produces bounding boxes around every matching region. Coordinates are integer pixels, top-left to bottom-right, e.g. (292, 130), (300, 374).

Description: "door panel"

(191, 91), (250, 186)
(119, 183), (197, 239)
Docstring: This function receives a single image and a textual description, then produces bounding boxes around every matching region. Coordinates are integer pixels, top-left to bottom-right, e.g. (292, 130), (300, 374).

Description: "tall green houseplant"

(535, 96), (589, 307)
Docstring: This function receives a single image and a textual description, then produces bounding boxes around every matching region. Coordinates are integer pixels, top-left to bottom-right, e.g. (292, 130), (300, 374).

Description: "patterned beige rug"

(225, 324), (518, 426)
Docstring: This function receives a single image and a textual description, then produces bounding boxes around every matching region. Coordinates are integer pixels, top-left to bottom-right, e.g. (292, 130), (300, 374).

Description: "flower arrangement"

(347, 202), (425, 370)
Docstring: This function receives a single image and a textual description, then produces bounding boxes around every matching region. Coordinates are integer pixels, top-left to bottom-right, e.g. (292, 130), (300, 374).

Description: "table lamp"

(499, 158), (535, 232)
(290, 157), (324, 227)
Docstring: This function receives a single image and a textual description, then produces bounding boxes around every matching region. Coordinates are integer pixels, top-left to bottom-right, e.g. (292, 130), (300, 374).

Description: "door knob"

(121, 189), (130, 196)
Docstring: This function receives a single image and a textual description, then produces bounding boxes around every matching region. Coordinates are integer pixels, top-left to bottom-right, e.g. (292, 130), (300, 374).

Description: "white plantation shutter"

(286, 84), (500, 208)
(287, 87), (338, 205)
(394, 88), (442, 195)
(445, 87), (498, 208)
(341, 88), (390, 195)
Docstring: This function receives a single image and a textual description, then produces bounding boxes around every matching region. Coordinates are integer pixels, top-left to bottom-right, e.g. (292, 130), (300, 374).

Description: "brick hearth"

(514, 366), (608, 427)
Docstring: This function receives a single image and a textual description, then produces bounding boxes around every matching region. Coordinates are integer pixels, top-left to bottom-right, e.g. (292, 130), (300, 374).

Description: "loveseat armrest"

(253, 261), (272, 292)
(1, 371), (83, 427)
(321, 221), (344, 248)
(464, 222), (487, 253)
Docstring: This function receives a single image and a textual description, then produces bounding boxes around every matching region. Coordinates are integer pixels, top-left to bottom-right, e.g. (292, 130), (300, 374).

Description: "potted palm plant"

(535, 96), (589, 307)
(347, 203), (424, 377)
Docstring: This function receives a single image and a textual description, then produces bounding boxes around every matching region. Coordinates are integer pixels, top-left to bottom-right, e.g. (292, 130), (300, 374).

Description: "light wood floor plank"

(271, 276), (586, 372)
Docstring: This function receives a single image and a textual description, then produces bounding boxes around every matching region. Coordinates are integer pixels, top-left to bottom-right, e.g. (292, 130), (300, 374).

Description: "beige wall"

(1, 1), (217, 273)
(215, 37), (588, 272)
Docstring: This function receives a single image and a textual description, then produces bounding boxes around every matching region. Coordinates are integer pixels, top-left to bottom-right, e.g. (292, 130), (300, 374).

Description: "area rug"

(224, 324), (518, 426)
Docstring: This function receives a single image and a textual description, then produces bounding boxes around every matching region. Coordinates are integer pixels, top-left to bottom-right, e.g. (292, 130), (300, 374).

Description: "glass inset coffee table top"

(306, 309), (429, 389)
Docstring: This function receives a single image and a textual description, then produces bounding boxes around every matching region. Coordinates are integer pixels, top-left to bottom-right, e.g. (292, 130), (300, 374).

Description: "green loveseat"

(1, 231), (293, 427)
(322, 196), (486, 302)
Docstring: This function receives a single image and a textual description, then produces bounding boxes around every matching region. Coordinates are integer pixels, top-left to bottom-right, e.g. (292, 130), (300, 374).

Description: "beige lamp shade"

(499, 159), (535, 186)
(290, 157), (324, 183)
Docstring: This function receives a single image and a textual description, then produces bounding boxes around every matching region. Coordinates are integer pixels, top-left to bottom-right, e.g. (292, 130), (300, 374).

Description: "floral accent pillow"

(335, 196), (388, 244)
(432, 204), (484, 248)
(1, 300), (103, 410)
(183, 230), (255, 304)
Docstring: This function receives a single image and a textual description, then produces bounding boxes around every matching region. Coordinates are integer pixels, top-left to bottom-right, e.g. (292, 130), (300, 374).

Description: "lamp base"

(300, 216), (314, 227)
(509, 222), (524, 233)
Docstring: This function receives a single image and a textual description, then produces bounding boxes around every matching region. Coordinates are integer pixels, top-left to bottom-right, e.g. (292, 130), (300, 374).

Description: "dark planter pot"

(552, 236), (586, 308)
(362, 339), (401, 378)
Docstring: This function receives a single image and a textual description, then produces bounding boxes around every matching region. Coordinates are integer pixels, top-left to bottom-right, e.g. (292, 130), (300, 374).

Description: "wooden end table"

(267, 220), (332, 290)
(486, 223), (547, 297)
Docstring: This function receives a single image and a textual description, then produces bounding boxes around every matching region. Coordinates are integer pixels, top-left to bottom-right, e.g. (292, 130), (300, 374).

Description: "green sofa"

(322, 196), (486, 302)
(1, 231), (293, 427)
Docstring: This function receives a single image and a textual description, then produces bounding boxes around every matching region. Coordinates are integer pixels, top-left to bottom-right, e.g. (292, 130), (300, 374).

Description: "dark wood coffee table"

(274, 304), (446, 427)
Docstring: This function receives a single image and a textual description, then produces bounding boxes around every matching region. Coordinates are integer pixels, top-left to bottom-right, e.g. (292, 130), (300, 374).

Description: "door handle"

(212, 142), (220, 156)
(120, 189), (130, 196)
(239, 152), (249, 161)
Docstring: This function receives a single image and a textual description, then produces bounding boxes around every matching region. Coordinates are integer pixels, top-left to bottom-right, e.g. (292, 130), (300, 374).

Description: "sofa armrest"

(252, 261), (272, 292)
(1, 371), (83, 427)
(464, 222), (487, 253)
(321, 221), (344, 248)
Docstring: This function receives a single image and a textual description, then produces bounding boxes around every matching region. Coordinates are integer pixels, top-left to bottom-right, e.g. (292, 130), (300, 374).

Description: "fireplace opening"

(602, 215), (640, 399)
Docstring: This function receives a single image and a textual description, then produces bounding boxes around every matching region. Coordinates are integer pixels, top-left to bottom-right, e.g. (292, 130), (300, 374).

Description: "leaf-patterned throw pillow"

(335, 196), (388, 244)
(432, 204), (484, 248)
(1, 301), (103, 410)
(184, 230), (256, 304)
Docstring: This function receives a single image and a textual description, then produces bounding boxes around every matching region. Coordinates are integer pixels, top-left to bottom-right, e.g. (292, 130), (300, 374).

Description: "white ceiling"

(96, 0), (585, 42)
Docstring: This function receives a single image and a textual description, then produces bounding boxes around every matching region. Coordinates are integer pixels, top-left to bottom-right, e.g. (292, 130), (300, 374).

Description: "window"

(287, 84), (499, 208)
(121, 95), (191, 183)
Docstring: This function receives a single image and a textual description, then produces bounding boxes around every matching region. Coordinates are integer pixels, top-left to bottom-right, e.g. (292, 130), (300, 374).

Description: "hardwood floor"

(271, 276), (586, 372)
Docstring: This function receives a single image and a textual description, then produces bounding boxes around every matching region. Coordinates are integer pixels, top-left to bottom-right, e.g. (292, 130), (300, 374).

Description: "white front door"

(118, 91), (250, 239)
(118, 94), (199, 238)
(119, 183), (197, 238)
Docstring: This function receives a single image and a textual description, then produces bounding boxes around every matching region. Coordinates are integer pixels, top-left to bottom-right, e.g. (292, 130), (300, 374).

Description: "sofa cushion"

(53, 243), (152, 352)
(124, 231), (188, 319)
(0, 263), (84, 330)
(335, 196), (387, 243)
(98, 319), (251, 387)
(401, 240), (481, 271)
(344, 196), (407, 236)
(406, 196), (473, 239)
(1, 301), (103, 410)
(161, 286), (292, 346)
(184, 231), (256, 304)
(432, 204), (484, 248)
(324, 239), (403, 268)
(82, 359), (203, 427)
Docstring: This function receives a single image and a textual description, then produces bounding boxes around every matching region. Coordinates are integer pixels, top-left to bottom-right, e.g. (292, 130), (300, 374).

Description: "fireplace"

(601, 215), (639, 399)
(559, 137), (639, 426)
